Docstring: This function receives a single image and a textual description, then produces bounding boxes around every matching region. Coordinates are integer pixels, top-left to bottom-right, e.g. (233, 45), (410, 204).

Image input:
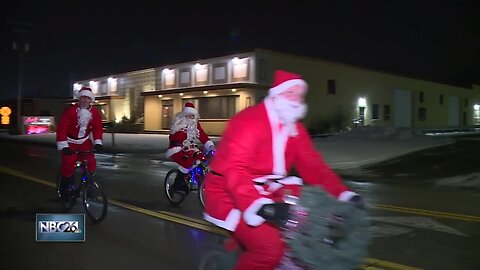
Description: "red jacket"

(56, 104), (103, 150)
(203, 99), (355, 231)
(166, 123), (214, 172)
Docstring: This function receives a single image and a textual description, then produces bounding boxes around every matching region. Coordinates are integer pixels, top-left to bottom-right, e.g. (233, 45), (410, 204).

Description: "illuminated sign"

(36, 214), (85, 242)
(22, 116), (55, 134)
(0, 106), (11, 125)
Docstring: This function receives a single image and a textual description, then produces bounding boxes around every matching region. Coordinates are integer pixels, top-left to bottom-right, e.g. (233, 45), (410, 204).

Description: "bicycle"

(56, 150), (108, 223)
(164, 148), (214, 207)
(199, 185), (371, 270)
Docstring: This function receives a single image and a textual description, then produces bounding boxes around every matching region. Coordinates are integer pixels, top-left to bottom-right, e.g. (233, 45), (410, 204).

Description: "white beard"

(273, 96), (307, 125)
(77, 108), (92, 138)
(170, 113), (199, 139)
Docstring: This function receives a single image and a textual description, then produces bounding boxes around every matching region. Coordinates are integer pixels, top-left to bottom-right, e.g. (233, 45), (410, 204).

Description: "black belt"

(210, 170), (223, 177)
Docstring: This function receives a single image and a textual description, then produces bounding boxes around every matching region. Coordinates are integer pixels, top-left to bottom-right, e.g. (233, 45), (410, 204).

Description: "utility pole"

(9, 21), (32, 135)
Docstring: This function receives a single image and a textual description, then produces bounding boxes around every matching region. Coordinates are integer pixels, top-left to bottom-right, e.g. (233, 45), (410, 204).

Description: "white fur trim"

(177, 165), (189, 173)
(338, 191), (358, 202)
(268, 79), (307, 97)
(183, 107), (197, 115)
(166, 146), (182, 159)
(204, 209), (241, 232)
(243, 197), (275, 227)
(77, 89), (95, 102)
(204, 140), (214, 150)
(265, 182), (284, 194)
(277, 176), (303, 185)
(252, 175), (284, 184)
(67, 137), (88, 145)
(264, 98), (289, 175)
(94, 139), (102, 145)
(57, 141), (68, 150)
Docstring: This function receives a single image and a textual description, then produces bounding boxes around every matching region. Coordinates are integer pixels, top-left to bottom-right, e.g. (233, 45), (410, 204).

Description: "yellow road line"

(0, 166), (438, 270)
(0, 166), (55, 188)
(371, 203), (480, 222)
(364, 258), (424, 270)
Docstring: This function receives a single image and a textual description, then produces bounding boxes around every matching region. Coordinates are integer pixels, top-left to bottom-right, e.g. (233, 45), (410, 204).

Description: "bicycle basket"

(285, 186), (371, 270)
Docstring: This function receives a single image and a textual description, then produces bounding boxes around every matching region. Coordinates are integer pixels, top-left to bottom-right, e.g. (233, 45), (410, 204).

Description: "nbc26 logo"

(38, 221), (80, 233)
(36, 214), (85, 242)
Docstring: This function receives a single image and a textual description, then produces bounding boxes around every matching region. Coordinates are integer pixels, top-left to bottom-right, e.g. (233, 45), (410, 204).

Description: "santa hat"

(183, 102), (197, 115)
(76, 86), (95, 102)
(268, 70), (308, 97)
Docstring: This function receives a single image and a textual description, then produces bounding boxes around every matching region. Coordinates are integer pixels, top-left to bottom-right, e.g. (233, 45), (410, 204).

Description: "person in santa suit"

(56, 86), (103, 196)
(166, 102), (215, 192)
(203, 70), (365, 270)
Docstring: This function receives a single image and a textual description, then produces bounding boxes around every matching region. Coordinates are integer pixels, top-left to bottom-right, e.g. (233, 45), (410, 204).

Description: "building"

(72, 49), (480, 135)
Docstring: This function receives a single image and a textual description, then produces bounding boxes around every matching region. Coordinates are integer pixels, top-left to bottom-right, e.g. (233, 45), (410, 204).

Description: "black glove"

(94, 144), (103, 153)
(256, 202), (291, 228)
(62, 147), (74, 155)
(349, 195), (365, 209)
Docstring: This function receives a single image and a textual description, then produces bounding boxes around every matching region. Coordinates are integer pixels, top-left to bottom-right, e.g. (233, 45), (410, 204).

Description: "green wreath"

(286, 186), (371, 270)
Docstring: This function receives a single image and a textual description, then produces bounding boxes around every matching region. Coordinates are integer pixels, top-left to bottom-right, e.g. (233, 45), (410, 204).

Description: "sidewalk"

(0, 127), (457, 170)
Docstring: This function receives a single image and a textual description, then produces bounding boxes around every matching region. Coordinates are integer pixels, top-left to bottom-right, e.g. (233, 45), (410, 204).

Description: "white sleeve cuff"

(338, 191), (358, 202)
(204, 140), (214, 150)
(94, 139), (102, 145)
(243, 197), (275, 227)
(57, 141), (68, 150)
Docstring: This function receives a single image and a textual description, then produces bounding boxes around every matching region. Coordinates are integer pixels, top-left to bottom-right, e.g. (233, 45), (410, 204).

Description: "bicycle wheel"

(56, 172), (76, 211)
(198, 178), (206, 208)
(82, 176), (108, 223)
(164, 169), (186, 206)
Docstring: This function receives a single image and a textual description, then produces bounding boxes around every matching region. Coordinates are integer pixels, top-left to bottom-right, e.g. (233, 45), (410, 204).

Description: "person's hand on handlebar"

(94, 144), (103, 153)
(256, 202), (291, 228)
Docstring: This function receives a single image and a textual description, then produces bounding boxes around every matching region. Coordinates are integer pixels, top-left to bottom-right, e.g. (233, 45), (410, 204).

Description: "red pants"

(231, 184), (302, 270)
(171, 150), (204, 171)
(60, 141), (96, 177)
(232, 220), (285, 270)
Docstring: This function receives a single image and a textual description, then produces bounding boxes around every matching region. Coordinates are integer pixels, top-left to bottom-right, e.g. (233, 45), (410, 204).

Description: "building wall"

(73, 49), (480, 135)
(144, 96), (162, 130)
(255, 49), (480, 131)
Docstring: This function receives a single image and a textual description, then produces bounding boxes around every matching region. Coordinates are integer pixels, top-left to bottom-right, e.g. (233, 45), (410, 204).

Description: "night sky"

(1, 0), (479, 99)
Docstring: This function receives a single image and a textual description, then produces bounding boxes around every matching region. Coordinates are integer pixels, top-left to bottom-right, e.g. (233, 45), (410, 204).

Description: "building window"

(418, 107), (426, 121)
(212, 63), (227, 84)
(419, 91), (424, 103)
(184, 96), (236, 119)
(232, 58), (250, 82)
(327, 79), (336, 95)
(179, 68), (191, 87)
(383, 105), (390, 121)
(439, 94), (444, 105)
(371, 104), (379, 120)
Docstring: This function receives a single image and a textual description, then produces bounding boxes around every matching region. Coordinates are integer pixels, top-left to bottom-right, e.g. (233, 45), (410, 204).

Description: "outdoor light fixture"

(179, 93), (184, 96)
(358, 97), (367, 107)
(158, 95), (163, 98)
(474, 104), (480, 111)
(107, 77), (115, 83)
(73, 83), (82, 90)
(231, 88), (237, 92)
(203, 91), (208, 94)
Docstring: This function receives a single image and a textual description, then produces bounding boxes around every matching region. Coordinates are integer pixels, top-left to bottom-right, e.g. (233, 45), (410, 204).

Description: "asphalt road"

(0, 138), (479, 270)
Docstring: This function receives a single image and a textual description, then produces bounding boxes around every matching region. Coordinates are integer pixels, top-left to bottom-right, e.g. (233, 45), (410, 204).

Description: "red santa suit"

(166, 102), (214, 173)
(203, 70), (357, 270)
(56, 87), (103, 177)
